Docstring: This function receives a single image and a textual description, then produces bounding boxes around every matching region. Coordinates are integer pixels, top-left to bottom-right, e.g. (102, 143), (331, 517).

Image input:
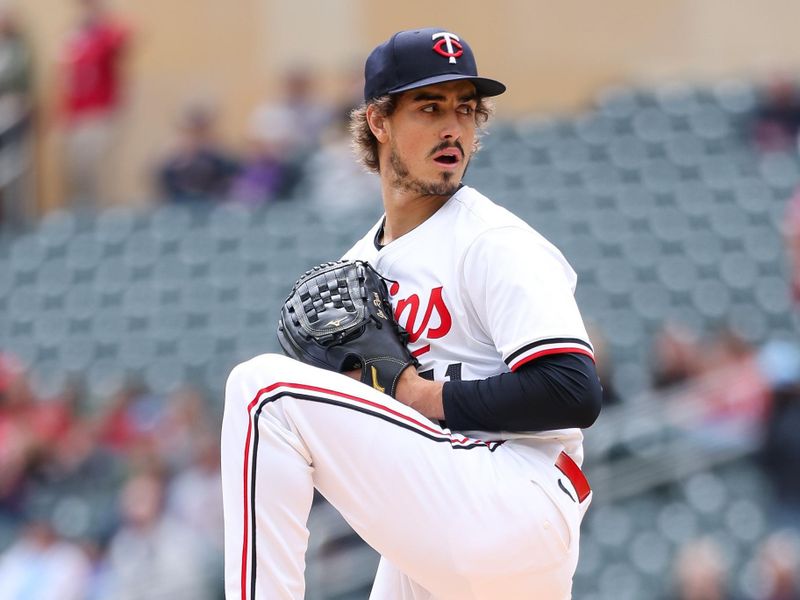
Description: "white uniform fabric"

(344, 186), (593, 458)
(221, 185), (594, 599)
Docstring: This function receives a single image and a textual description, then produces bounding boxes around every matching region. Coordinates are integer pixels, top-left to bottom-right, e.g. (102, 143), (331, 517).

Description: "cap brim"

(389, 74), (506, 97)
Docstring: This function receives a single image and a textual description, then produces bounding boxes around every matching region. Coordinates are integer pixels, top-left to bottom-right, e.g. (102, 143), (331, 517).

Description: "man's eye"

(422, 105), (437, 113)
(458, 105), (475, 115)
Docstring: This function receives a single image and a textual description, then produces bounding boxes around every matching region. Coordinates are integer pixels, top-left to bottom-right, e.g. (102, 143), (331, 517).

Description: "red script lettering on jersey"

(389, 283), (452, 347)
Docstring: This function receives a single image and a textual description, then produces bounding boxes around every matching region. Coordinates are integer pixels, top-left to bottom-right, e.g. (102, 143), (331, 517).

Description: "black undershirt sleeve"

(441, 352), (602, 432)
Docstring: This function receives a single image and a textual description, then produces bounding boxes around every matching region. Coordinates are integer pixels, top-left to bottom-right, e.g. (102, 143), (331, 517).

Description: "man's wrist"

(395, 367), (444, 420)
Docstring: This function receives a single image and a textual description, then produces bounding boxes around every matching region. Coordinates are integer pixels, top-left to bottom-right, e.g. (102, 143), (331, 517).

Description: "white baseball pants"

(220, 354), (590, 599)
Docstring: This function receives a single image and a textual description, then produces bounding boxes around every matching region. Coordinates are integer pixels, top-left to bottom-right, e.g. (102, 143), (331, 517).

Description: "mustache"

(428, 141), (465, 158)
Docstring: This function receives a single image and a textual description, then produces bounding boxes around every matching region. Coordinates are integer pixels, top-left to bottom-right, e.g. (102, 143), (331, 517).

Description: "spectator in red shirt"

(57, 0), (130, 209)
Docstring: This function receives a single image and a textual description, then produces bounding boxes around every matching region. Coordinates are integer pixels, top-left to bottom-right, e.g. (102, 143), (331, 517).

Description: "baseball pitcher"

(221, 27), (602, 599)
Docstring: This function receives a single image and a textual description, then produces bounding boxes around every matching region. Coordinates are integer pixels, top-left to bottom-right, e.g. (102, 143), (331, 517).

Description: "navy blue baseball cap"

(363, 27), (506, 102)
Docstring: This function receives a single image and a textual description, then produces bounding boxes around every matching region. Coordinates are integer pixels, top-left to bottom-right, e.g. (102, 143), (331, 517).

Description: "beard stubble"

(388, 143), (463, 197)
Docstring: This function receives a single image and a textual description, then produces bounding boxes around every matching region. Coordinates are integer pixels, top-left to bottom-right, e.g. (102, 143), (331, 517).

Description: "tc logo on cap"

(432, 32), (463, 64)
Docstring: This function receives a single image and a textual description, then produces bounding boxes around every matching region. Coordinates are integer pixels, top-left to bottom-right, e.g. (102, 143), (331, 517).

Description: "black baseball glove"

(277, 260), (418, 397)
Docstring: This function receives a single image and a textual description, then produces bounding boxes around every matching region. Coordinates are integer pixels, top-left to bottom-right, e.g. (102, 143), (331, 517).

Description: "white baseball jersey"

(221, 185), (595, 599)
(343, 185), (594, 461)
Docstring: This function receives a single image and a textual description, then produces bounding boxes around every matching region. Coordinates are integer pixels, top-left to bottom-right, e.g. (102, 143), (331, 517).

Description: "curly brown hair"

(349, 94), (494, 174)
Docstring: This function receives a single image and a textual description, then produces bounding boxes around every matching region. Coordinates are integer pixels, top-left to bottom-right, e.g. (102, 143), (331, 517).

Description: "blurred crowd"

(0, 0), (377, 229)
(153, 63), (375, 212)
(0, 353), (224, 600)
(1, 332), (798, 598)
(1, 0), (800, 231)
(1, 1), (800, 599)
(658, 337), (800, 599)
(668, 532), (800, 600)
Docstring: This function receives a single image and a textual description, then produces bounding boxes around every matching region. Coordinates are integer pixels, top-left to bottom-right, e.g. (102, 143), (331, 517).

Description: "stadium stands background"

(2, 1), (800, 599)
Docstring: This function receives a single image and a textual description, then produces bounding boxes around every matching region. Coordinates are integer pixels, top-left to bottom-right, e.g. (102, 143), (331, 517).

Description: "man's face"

(383, 80), (478, 196)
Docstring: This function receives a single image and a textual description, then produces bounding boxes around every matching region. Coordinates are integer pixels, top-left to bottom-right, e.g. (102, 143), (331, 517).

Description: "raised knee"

(226, 353), (293, 390)
(242, 352), (295, 372)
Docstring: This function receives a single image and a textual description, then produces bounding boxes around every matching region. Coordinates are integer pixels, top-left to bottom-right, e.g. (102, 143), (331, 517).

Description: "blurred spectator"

(585, 322), (622, 406)
(227, 132), (292, 206)
(304, 62), (377, 208)
(166, 431), (224, 596)
(0, 8), (30, 104)
(304, 103), (381, 211)
(758, 340), (800, 532)
(0, 6), (33, 228)
(668, 537), (734, 600)
(330, 60), (364, 124)
(0, 355), (47, 520)
(650, 323), (702, 390)
(28, 418), (124, 542)
(80, 537), (113, 600)
(105, 471), (213, 600)
(785, 185), (800, 308)
(95, 379), (163, 454)
(751, 74), (800, 153)
(157, 102), (240, 203)
(245, 65), (334, 199)
(701, 326), (754, 374)
(57, 0), (130, 209)
(0, 517), (91, 600)
(153, 384), (216, 470)
(754, 530), (800, 600)
(249, 65), (333, 157)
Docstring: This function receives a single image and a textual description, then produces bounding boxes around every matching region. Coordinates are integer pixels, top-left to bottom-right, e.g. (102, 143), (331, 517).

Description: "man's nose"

(440, 111), (462, 140)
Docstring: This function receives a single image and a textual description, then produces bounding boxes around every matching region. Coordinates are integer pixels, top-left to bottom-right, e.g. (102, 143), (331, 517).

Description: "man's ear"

(366, 104), (389, 143)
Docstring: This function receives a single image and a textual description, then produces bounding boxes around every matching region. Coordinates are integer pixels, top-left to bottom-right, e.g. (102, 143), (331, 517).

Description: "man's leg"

(220, 356), (316, 599)
(221, 353), (578, 599)
(370, 557), (435, 600)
